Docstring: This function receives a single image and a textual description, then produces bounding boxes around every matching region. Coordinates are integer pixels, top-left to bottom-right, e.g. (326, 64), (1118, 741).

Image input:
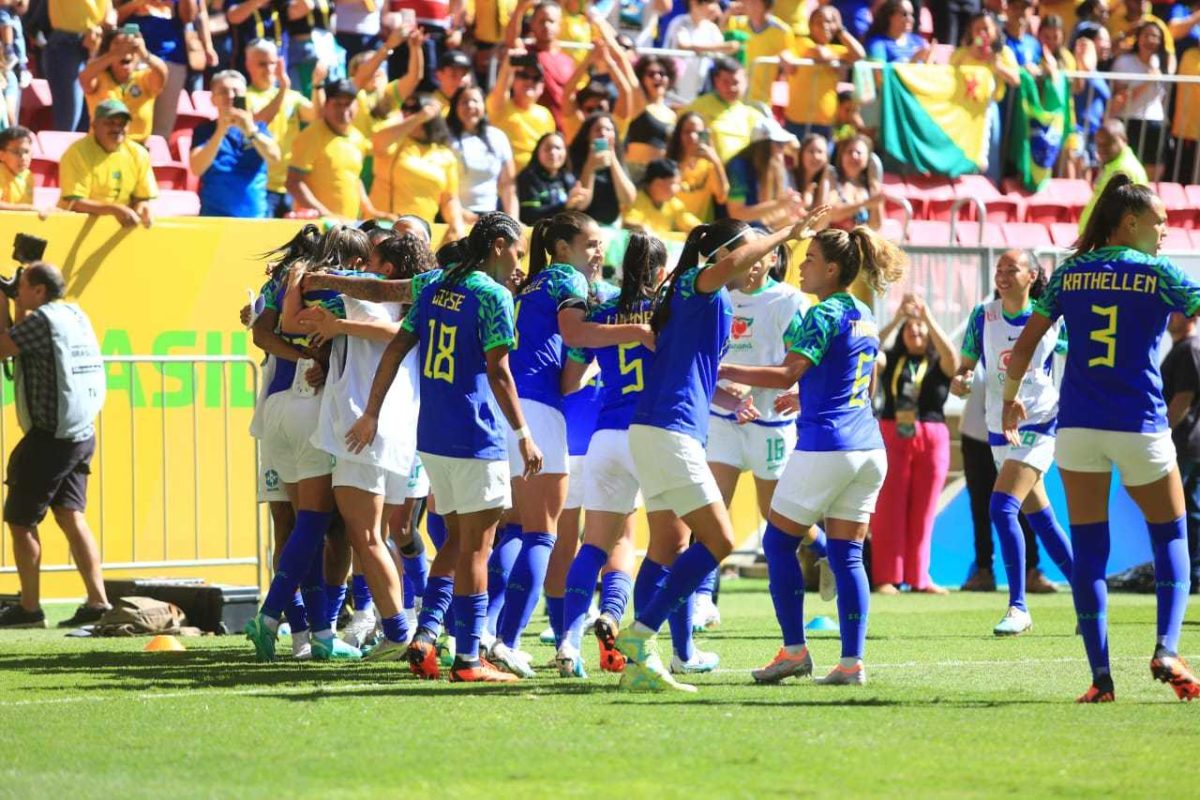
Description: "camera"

(0, 234), (48, 299)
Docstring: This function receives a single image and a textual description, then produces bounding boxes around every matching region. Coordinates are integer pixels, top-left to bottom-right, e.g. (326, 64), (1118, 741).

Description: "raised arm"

(303, 272), (415, 303)
(696, 205), (829, 294)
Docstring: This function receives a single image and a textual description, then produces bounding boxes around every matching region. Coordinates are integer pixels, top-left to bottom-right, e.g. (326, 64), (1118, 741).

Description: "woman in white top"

(663, 0), (738, 103)
(447, 85), (519, 222)
(1110, 20), (1172, 179)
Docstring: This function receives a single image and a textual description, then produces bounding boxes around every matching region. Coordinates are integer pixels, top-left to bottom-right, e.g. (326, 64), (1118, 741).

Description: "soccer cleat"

(539, 626), (557, 645)
(312, 634), (362, 661)
(594, 612), (626, 673)
(555, 646), (588, 679)
(1076, 674), (1115, 703)
(751, 647), (814, 684)
(993, 606), (1033, 637)
(614, 625), (656, 666)
(692, 595), (721, 632)
(818, 558), (837, 602)
(341, 608), (379, 650)
(406, 630), (441, 679)
(1150, 648), (1200, 702)
(670, 649), (720, 675)
(448, 656), (520, 683)
(490, 642), (536, 678)
(244, 614), (278, 662)
(436, 635), (456, 667)
(363, 637), (409, 663)
(815, 662), (866, 686)
(617, 655), (697, 693)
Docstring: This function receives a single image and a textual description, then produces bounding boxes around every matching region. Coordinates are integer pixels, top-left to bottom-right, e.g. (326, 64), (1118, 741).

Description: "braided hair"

(444, 212), (524, 287)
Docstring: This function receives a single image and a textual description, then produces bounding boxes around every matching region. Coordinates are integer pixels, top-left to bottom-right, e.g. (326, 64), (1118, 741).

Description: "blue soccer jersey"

(401, 271), (516, 460)
(1034, 246), (1200, 433)
(510, 263), (589, 410)
(791, 292), (883, 452)
(570, 296), (657, 434)
(632, 265), (732, 442)
(562, 281), (620, 455)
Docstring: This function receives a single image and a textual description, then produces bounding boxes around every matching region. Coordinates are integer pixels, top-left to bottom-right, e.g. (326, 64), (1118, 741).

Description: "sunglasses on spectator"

(644, 70), (668, 79)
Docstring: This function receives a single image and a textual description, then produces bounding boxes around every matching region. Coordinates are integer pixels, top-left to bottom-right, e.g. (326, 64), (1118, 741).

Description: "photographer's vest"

(14, 302), (106, 441)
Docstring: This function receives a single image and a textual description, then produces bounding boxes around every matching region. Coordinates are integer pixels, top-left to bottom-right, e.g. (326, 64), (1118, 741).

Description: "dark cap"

(323, 78), (358, 99)
(439, 50), (472, 71)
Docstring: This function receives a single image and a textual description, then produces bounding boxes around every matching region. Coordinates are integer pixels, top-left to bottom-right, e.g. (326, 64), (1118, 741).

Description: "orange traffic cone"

(144, 635), (186, 652)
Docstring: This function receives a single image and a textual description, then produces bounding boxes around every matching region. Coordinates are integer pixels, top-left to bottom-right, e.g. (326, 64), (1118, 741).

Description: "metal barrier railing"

(0, 355), (264, 589)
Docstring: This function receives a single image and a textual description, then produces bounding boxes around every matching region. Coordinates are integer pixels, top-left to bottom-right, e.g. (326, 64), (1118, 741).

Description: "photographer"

(0, 261), (109, 629)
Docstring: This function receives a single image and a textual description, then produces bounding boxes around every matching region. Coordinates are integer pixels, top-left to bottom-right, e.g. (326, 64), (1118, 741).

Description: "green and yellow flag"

(879, 64), (995, 177)
(1007, 69), (1073, 192)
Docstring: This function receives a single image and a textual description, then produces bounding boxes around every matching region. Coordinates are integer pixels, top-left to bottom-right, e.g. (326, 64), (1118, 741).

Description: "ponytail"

(1072, 174), (1157, 258)
(813, 225), (906, 293)
(649, 218), (749, 333)
(521, 210), (592, 292)
(445, 211), (523, 287)
(618, 230), (665, 316)
(263, 224), (321, 281)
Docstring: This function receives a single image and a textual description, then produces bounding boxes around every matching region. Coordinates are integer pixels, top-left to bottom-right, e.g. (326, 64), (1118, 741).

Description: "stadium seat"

(1002, 222), (1053, 248)
(1186, 184), (1200, 209)
(880, 217), (906, 243)
(33, 187), (60, 207)
(1162, 227), (1191, 252)
(191, 90), (217, 118)
(1155, 182), (1195, 229)
(144, 135), (178, 165)
(37, 131), (85, 161)
(151, 189), (201, 216)
(169, 130), (198, 191)
(1191, 229), (1200, 250)
(906, 220), (952, 246)
(1050, 222), (1080, 249)
(1025, 199), (1075, 224)
(152, 164), (191, 191)
(19, 78), (53, 131)
(906, 175), (955, 220)
(30, 158), (57, 187)
(954, 221), (1005, 247)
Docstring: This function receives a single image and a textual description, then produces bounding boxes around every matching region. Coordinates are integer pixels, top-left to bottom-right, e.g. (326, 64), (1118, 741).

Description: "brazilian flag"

(1007, 69), (1073, 192)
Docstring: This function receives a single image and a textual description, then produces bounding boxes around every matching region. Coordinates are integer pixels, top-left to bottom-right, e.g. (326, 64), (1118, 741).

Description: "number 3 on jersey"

(1089, 304), (1117, 368)
(848, 352), (873, 408)
(424, 319), (457, 383)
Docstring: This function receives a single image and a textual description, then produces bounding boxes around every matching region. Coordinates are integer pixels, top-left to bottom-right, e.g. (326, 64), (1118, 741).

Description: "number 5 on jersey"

(848, 352), (873, 408)
(424, 319), (457, 383)
(618, 343), (643, 394)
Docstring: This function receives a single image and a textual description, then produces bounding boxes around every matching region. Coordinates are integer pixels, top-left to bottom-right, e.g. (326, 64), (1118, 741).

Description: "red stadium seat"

(151, 189), (201, 216)
(908, 175), (956, 220)
(954, 221), (1005, 247)
(37, 131), (85, 161)
(1191, 230), (1200, 250)
(19, 78), (53, 131)
(1025, 199), (1075, 224)
(1155, 182), (1195, 229)
(152, 164), (191, 190)
(906, 220), (952, 246)
(169, 129), (193, 162)
(1050, 222), (1080, 249)
(1003, 222), (1054, 248)
(982, 197), (1022, 223)
(144, 135), (177, 165)
(1162, 228), (1192, 252)
(30, 158), (57, 187)
(1186, 184), (1200, 208)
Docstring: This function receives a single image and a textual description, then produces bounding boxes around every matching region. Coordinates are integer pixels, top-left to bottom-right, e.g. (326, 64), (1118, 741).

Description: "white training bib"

(977, 299), (1062, 440)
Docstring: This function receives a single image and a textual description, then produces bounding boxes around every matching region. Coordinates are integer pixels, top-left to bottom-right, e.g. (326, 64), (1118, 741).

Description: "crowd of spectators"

(0, 0), (1192, 239)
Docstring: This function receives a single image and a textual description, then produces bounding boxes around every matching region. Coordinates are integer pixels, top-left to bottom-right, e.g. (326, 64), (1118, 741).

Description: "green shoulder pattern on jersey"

(541, 263), (589, 306)
(1055, 322), (1069, 354)
(675, 265), (704, 300)
(781, 309), (806, 352)
(961, 303), (985, 360)
(260, 276), (282, 312)
(400, 271), (443, 336)
(410, 268), (443, 302)
(1033, 261), (1065, 320)
(467, 271), (516, 352)
(791, 292), (854, 366)
(1035, 246), (1200, 319)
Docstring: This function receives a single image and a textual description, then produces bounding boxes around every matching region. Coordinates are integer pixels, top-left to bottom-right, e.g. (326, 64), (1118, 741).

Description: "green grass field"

(1, 582), (1197, 799)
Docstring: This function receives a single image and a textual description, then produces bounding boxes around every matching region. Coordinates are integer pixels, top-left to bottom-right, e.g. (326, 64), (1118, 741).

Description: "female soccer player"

(555, 232), (677, 678)
(720, 216), (905, 688)
(346, 212), (544, 682)
(951, 250), (1074, 637)
(489, 210), (654, 677)
(613, 212), (830, 692)
(1003, 177), (1200, 702)
(244, 226), (372, 662)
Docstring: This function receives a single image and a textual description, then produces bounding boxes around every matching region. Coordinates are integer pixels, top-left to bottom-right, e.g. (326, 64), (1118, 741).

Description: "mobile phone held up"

(592, 137), (609, 153)
(233, 96), (247, 111)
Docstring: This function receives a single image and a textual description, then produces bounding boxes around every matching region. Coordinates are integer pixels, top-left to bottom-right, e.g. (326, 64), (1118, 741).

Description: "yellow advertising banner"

(0, 213), (764, 601)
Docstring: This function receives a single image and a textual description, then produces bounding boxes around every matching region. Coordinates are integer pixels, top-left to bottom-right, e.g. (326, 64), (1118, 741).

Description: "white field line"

(2, 654), (1192, 707)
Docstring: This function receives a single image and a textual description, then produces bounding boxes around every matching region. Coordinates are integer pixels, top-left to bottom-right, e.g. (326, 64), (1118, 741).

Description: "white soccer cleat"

(490, 641), (536, 678)
(341, 608), (379, 650)
(692, 595), (721, 632)
(670, 648), (720, 675)
(539, 625), (557, 645)
(993, 606), (1033, 637)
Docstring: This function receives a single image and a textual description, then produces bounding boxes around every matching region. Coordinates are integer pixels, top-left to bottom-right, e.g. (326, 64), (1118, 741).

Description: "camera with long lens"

(0, 234), (48, 299)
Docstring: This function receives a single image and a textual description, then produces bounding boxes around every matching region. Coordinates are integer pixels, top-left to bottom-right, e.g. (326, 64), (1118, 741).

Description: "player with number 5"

(1003, 176), (1200, 703)
(719, 216), (905, 688)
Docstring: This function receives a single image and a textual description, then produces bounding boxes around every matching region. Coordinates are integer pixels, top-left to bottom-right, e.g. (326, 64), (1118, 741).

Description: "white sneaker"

(538, 626), (556, 645)
(818, 558), (837, 602)
(291, 630), (312, 661)
(670, 648), (720, 675)
(341, 608), (379, 650)
(993, 606), (1033, 637)
(554, 645), (587, 678)
(490, 641), (536, 678)
(692, 595), (721, 632)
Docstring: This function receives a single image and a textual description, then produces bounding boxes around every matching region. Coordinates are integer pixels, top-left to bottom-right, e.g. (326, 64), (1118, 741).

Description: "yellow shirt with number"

(949, 45), (1020, 102)
(726, 15), (795, 106)
(85, 68), (159, 143)
(0, 162), (32, 205)
(785, 38), (848, 126)
(248, 86), (312, 194)
(49, 0), (111, 34)
(386, 139), (460, 221)
(486, 95), (556, 171)
(474, 0), (519, 44)
(288, 119), (369, 219)
(1174, 49), (1200, 142)
(685, 93), (765, 164)
(58, 135), (157, 205)
(623, 191), (702, 235)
